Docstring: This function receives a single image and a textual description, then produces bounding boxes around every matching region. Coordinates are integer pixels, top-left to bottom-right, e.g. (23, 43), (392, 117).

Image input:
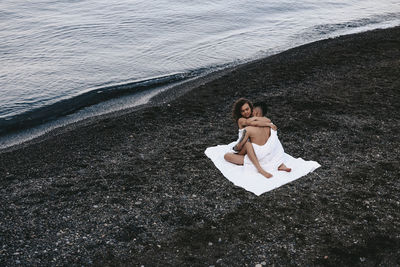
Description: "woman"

(224, 98), (291, 178)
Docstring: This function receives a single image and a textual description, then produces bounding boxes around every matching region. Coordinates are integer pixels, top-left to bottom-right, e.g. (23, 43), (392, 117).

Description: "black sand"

(1, 27), (399, 266)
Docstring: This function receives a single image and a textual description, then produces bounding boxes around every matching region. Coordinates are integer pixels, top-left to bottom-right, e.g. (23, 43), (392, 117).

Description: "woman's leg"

(223, 139), (254, 165)
(243, 141), (272, 178)
(224, 136), (252, 165)
(278, 163), (291, 172)
(224, 140), (272, 178)
(224, 152), (245, 165)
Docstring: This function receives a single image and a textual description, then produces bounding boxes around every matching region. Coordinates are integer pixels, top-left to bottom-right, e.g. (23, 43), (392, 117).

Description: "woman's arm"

(237, 117), (249, 129)
(245, 117), (277, 130)
(238, 117), (277, 130)
(238, 117), (268, 127)
(233, 130), (250, 152)
(248, 117), (271, 123)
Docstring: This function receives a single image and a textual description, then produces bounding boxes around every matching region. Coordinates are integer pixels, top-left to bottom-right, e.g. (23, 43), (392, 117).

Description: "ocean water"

(1, 0), (400, 147)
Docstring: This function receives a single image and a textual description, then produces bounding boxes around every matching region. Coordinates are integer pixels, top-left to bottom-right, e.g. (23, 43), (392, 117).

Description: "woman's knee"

(224, 153), (244, 165)
(224, 153), (233, 161)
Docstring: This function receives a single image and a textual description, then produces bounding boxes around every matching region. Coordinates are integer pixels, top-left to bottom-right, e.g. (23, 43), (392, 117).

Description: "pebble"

(1, 27), (399, 267)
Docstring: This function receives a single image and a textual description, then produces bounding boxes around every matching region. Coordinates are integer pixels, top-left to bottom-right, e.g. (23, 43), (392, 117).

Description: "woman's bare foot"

(278, 163), (291, 172)
(258, 169), (273, 178)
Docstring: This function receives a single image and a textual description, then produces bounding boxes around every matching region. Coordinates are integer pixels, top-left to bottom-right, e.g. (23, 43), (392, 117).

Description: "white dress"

(243, 129), (285, 173)
(231, 128), (245, 153)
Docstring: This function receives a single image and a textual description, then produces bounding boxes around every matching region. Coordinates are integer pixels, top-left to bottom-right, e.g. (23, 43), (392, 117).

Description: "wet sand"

(1, 27), (399, 266)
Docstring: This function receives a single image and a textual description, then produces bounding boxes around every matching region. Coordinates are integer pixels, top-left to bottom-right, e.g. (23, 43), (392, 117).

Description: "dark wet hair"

(232, 98), (253, 122)
(253, 101), (268, 116)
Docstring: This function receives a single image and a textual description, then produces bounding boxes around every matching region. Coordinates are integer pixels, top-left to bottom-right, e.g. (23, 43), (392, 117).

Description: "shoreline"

(1, 26), (399, 265)
(0, 25), (394, 154)
(0, 64), (235, 153)
(1, 24), (398, 153)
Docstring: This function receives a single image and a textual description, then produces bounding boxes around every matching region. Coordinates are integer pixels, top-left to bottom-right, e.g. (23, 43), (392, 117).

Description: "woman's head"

(232, 98), (253, 121)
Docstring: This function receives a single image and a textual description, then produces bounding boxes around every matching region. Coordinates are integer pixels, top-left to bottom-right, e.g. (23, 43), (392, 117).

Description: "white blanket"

(204, 130), (320, 196)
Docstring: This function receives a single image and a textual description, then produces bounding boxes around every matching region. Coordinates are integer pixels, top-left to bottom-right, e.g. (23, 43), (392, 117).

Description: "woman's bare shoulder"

(237, 117), (247, 128)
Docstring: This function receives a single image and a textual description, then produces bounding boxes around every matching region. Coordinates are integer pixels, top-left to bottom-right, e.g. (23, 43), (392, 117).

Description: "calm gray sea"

(0, 0), (399, 145)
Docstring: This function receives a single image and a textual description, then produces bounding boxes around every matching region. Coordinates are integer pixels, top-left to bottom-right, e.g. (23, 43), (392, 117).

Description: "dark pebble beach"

(1, 27), (399, 266)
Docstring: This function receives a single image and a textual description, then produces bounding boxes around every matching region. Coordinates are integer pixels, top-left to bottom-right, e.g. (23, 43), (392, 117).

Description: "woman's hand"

(270, 123), (277, 131)
(245, 116), (273, 127)
(263, 117), (272, 123)
(248, 117), (271, 123)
